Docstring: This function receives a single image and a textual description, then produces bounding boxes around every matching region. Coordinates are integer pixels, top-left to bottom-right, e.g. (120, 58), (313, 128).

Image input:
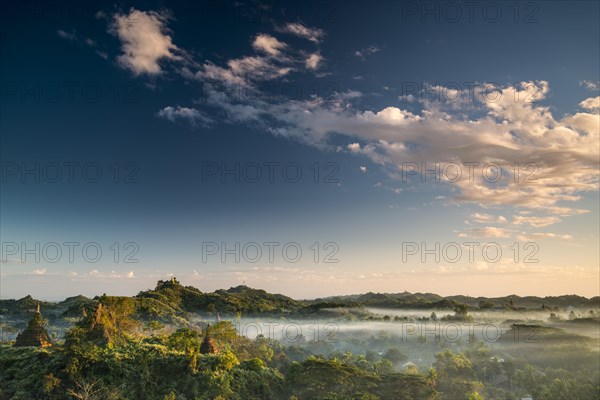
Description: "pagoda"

(14, 304), (52, 347)
(200, 324), (218, 354)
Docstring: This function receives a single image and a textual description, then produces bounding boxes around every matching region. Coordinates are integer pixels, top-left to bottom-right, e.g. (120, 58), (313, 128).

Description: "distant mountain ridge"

(1, 279), (598, 321)
(313, 292), (600, 309)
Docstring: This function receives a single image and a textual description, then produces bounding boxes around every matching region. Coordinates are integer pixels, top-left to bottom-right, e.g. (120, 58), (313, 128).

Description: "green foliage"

(167, 328), (202, 354)
(433, 349), (482, 399)
(1, 281), (598, 399)
(382, 347), (407, 365)
(65, 298), (139, 349)
(286, 356), (380, 399)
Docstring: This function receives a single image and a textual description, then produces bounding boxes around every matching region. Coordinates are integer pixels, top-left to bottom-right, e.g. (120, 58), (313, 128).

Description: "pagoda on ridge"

(14, 303), (52, 347)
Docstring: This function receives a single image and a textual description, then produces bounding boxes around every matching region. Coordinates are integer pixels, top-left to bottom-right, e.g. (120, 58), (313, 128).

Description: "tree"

(478, 300), (494, 310)
(168, 328), (202, 354)
(383, 348), (407, 365)
(426, 367), (437, 386)
(207, 303), (217, 314)
(66, 379), (108, 400)
(146, 320), (163, 334)
(286, 357), (378, 399)
(453, 304), (469, 319)
(433, 350), (482, 399)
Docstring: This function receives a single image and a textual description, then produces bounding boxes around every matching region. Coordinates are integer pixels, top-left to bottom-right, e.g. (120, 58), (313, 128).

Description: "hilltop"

(2, 280), (598, 323)
(311, 291), (600, 310)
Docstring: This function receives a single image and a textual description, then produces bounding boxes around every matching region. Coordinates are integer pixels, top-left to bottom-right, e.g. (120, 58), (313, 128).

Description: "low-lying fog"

(228, 307), (600, 342)
(222, 307), (599, 370)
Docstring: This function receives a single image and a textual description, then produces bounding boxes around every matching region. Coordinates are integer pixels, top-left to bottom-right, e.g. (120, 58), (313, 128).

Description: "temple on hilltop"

(200, 324), (218, 354)
(14, 303), (52, 347)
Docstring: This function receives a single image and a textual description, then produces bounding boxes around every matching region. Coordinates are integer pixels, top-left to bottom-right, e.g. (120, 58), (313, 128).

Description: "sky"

(0, 0), (599, 300)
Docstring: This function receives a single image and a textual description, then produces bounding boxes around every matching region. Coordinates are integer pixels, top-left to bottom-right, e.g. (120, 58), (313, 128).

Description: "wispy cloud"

(512, 215), (561, 228)
(27, 268), (47, 275)
(276, 22), (324, 43)
(354, 45), (381, 60)
(516, 232), (573, 241)
(579, 80), (600, 91)
(469, 213), (508, 225)
(81, 11), (598, 241)
(252, 34), (287, 56)
(157, 106), (214, 127)
(457, 227), (513, 239)
(57, 29), (77, 41)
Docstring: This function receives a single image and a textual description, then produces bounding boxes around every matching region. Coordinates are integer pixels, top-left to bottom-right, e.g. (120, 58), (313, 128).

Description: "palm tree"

(426, 367), (438, 387)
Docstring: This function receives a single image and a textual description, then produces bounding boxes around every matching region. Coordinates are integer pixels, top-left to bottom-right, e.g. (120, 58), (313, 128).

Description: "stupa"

(14, 304), (52, 347)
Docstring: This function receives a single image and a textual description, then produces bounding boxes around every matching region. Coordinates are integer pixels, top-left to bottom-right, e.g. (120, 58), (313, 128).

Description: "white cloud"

(95, 14), (595, 240)
(306, 53), (322, 70)
(398, 94), (416, 102)
(512, 215), (561, 228)
(470, 213), (508, 225)
(457, 227), (513, 238)
(57, 29), (107, 60)
(359, 166), (367, 173)
(157, 106), (214, 127)
(579, 96), (600, 111)
(111, 8), (181, 75)
(348, 143), (361, 152)
(252, 34), (286, 56)
(198, 56), (292, 88)
(29, 268), (47, 275)
(57, 30), (77, 41)
(355, 45), (381, 60)
(516, 232), (573, 241)
(277, 22), (324, 43)
(86, 269), (135, 279)
(200, 80), (598, 226)
(579, 80), (600, 91)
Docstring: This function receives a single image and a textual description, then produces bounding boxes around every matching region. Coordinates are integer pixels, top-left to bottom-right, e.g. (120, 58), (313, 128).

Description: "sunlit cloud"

(110, 8), (182, 75)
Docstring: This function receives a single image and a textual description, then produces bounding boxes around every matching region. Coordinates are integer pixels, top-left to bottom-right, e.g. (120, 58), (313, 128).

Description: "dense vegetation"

(1, 279), (598, 399)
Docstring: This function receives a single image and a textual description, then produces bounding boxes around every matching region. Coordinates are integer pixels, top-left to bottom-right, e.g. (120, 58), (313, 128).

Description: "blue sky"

(1, 1), (599, 300)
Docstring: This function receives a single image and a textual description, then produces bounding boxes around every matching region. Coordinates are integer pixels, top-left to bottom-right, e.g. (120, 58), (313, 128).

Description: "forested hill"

(1, 279), (598, 321)
(136, 278), (302, 316)
(0, 278), (303, 322)
(312, 292), (600, 310)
